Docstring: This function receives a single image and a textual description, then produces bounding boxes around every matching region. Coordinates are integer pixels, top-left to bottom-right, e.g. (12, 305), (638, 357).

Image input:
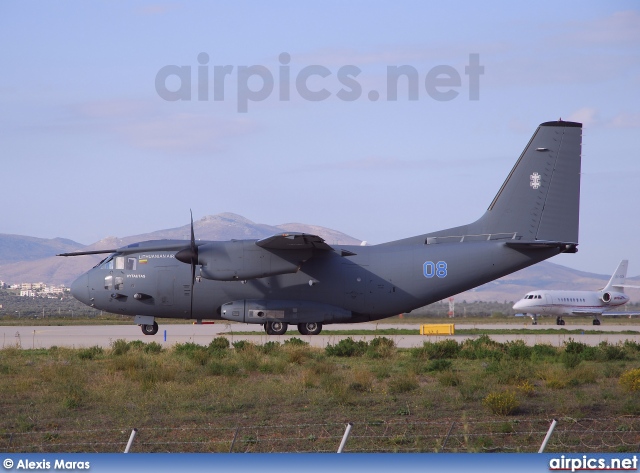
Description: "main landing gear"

(556, 317), (566, 326)
(262, 321), (323, 335)
(297, 322), (322, 335)
(264, 321), (288, 335)
(592, 318), (601, 326)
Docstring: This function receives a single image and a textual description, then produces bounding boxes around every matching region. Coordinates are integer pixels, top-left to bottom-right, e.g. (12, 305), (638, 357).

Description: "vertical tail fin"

(470, 121), (582, 242)
(604, 260), (629, 292)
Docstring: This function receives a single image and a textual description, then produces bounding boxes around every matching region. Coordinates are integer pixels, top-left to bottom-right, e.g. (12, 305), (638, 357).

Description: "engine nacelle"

(601, 291), (628, 305)
(220, 300), (352, 324)
(198, 240), (312, 281)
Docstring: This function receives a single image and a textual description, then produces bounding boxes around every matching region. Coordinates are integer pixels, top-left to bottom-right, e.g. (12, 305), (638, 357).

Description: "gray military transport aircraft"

(61, 121), (583, 336)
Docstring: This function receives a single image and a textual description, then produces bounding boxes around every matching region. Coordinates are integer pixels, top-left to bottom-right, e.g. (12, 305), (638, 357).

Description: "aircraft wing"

(570, 309), (605, 316)
(256, 233), (334, 251)
(571, 309), (640, 317)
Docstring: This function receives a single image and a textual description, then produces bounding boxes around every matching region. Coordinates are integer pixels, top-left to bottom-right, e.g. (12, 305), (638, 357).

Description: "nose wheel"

(141, 322), (159, 335)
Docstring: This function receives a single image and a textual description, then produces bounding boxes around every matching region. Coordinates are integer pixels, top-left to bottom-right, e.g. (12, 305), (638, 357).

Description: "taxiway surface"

(2, 322), (638, 349)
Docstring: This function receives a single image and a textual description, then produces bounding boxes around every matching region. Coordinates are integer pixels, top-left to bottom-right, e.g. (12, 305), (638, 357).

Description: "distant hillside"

(0, 234), (84, 265)
(0, 213), (362, 285)
(1, 216), (638, 305)
(453, 260), (640, 303)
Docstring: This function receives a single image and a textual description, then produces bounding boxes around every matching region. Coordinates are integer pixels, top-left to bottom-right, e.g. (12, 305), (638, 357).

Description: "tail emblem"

(530, 172), (541, 189)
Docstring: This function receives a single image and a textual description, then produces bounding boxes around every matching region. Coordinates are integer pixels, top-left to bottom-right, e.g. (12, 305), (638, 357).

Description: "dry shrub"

(483, 390), (519, 416)
(619, 368), (640, 392)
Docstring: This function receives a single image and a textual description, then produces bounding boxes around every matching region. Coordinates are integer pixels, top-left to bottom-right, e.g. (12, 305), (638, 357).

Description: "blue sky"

(1, 1), (638, 275)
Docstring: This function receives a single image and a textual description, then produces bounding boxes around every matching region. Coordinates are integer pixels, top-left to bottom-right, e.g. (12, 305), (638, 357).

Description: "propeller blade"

(175, 210), (199, 318)
(189, 210), (197, 317)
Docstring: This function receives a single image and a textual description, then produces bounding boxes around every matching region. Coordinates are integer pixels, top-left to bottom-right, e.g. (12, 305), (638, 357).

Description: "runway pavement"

(2, 321), (639, 349)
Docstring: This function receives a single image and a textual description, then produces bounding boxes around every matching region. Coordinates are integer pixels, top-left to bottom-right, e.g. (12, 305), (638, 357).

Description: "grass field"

(1, 335), (639, 453)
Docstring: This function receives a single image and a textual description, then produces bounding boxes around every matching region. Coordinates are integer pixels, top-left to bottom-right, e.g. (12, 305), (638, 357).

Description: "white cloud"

(568, 107), (598, 127)
(608, 112), (640, 129)
(71, 99), (259, 154)
(562, 10), (640, 46)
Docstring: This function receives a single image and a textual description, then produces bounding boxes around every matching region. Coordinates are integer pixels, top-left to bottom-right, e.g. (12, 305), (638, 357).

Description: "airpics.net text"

(155, 52), (483, 112)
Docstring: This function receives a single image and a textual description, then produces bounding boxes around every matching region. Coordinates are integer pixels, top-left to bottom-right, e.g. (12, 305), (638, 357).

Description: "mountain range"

(1, 212), (638, 303)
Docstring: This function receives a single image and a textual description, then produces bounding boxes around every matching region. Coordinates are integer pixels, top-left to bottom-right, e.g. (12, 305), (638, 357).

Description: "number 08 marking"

(423, 261), (448, 278)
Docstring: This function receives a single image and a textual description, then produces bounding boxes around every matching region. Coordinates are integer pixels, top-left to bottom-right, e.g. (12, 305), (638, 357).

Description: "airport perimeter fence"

(3, 416), (639, 453)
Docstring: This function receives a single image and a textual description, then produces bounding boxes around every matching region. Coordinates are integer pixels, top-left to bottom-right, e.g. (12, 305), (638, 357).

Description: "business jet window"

(126, 257), (137, 271)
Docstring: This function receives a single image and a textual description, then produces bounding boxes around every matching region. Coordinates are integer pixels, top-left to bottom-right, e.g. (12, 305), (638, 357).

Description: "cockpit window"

(104, 275), (113, 290)
(126, 257), (137, 270)
(115, 257), (125, 270)
(100, 256), (115, 270)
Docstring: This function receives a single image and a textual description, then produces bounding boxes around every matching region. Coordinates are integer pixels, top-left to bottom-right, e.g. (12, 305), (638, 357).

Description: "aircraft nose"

(70, 273), (90, 305)
(513, 300), (524, 310)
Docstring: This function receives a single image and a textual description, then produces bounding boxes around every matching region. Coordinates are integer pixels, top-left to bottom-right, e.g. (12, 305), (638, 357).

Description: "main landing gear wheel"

(556, 317), (565, 326)
(298, 322), (322, 335)
(141, 322), (158, 335)
(265, 321), (288, 335)
(593, 319), (601, 326)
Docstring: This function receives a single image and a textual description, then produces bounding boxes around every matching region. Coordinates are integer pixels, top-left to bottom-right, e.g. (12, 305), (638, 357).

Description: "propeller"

(175, 210), (199, 317)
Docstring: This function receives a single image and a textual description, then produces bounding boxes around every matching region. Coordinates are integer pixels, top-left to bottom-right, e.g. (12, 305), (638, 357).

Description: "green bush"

(388, 374), (419, 394)
(232, 340), (254, 351)
(598, 342), (627, 361)
(561, 352), (582, 369)
(209, 337), (230, 352)
(505, 340), (532, 360)
(128, 340), (145, 350)
(78, 345), (104, 360)
(284, 337), (309, 347)
(564, 338), (587, 355)
(144, 341), (163, 354)
(460, 335), (504, 361)
(483, 390), (519, 416)
(110, 339), (130, 356)
(175, 342), (210, 365)
(531, 343), (559, 360)
(207, 360), (240, 377)
(325, 338), (368, 357)
(438, 371), (461, 387)
(260, 340), (281, 354)
(426, 359), (452, 372)
(367, 337), (396, 358)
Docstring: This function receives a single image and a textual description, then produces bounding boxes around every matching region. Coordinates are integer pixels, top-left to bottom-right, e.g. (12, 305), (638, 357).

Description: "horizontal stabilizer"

(505, 240), (577, 252)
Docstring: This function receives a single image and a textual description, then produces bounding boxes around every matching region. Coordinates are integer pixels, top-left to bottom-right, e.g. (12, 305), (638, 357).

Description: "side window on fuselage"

(126, 257), (137, 270)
